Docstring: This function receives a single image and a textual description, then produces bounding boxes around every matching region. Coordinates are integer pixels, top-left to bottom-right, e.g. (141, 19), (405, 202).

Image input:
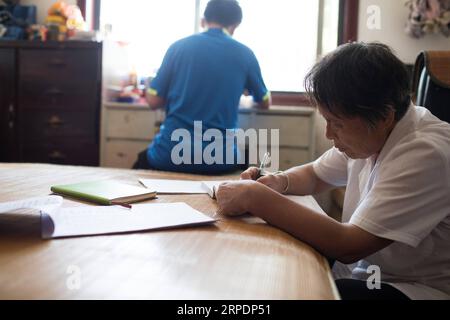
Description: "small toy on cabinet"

(45, 1), (68, 41)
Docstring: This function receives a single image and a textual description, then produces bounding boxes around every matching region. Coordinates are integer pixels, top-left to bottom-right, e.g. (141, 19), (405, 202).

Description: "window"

(95, 0), (354, 100)
(211, 0), (322, 92)
(100, 0), (196, 77)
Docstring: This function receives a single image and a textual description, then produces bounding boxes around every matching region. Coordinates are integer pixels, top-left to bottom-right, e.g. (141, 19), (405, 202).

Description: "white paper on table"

(41, 202), (216, 239)
(200, 181), (229, 199)
(139, 178), (206, 194)
(139, 178), (231, 197)
(0, 195), (63, 214)
(0, 196), (216, 239)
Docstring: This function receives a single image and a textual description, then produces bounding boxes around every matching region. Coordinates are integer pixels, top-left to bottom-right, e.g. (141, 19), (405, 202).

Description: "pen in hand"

(257, 152), (269, 179)
(256, 152), (283, 179)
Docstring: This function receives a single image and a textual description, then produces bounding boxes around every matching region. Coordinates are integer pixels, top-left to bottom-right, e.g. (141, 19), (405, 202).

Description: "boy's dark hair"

(305, 42), (411, 126)
(204, 0), (242, 27)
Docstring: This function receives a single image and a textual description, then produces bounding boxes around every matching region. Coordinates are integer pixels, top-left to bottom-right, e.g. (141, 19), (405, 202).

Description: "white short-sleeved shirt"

(313, 106), (450, 300)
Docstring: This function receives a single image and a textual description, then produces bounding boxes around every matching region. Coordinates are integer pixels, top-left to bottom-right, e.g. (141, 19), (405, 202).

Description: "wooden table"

(0, 163), (339, 299)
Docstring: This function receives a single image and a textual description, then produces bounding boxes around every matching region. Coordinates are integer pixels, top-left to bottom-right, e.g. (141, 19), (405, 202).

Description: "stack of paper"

(139, 178), (228, 198)
(0, 196), (216, 239)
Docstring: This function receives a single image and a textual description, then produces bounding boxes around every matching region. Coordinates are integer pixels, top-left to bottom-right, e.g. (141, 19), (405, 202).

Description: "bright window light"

(100, 0), (337, 93)
(100, 0), (196, 76)
(229, 0), (320, 92)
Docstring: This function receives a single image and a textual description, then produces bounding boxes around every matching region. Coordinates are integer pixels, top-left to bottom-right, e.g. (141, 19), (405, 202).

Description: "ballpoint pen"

(257, 152), (269, 178)
(257, 152), (283, 178)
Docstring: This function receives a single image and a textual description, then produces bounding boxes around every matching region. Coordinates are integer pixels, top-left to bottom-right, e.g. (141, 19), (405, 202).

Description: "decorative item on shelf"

(65, 4), (85, 36)
(45, 1), (68, 41)
(45, 0), (86, 41)
(27, 24), (47, 41)
(406, 0), (450, 38)
(0, 0), (36, 40)
(116, 86), (145, 103)
(115, 66), (146, 103)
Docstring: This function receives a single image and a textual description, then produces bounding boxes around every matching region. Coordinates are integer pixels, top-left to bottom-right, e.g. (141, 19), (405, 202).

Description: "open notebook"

(139, 178), (326, 214)
(200, 181), (224, 199)
(139, 178), (227, 199)
(0, 196), (216, 239)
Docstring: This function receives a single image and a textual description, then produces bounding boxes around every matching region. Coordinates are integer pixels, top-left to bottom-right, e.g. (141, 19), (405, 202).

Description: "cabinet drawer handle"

(46, 88), (64, 96)
(48, 59), (67, 67)
(7, 104), (15, 128)
(47, 115), (65, 127)
(48, 150), (66, 159)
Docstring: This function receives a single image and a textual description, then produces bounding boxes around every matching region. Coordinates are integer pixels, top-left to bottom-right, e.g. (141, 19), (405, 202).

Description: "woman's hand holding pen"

(216, 180), (259, 216)
(240, 167), (288, 194)
(217, 153), (289, 216)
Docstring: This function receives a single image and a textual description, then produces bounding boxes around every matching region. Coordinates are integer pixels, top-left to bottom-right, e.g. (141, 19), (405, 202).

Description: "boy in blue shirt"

(133, 0), (270, 174)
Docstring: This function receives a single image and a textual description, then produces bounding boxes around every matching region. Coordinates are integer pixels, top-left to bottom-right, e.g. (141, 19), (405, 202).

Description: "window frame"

(77, 0), (101, 31)
(80, 0), (359, 106)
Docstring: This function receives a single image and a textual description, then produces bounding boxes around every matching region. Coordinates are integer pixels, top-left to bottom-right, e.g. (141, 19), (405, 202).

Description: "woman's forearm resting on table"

(245, 183), (392, 264)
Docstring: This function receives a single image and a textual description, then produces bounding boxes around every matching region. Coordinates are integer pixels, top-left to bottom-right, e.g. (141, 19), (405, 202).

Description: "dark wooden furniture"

(413, 51), (450, 123)
(0, 41), (102, 165)
(0, 47), (17, 162)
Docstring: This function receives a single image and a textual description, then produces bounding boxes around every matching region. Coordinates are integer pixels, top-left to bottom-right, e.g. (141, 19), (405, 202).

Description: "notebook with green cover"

(50, 180), (157, 206)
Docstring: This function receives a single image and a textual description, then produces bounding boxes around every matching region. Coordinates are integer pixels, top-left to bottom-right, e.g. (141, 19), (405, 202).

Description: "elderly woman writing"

(216, 42), (450, 300)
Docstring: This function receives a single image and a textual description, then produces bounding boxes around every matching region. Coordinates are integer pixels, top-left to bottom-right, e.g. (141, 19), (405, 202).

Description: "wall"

(20, 0), (77, 25)
(314, 0), (450, 160)
(357, 0), (450, 64)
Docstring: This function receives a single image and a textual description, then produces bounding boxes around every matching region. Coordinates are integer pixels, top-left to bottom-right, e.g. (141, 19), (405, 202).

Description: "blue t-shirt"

(147, 28), (268, 174)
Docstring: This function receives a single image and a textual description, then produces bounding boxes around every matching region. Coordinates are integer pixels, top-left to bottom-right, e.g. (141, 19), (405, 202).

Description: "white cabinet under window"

(100, 102), (164, 168)
(238, 106), (315, 170)
(100, 103), (315, 171)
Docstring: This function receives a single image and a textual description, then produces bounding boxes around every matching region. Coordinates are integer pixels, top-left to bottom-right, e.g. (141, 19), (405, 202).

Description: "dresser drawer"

(250, 114), (311, 147)
(279, 148), (310, 170)
(18, 49), (99, 110)
(106, 108), (157, 140)
(104, 139), (150, 169)
(22, 139), (99, 166)
(246, 147), (310, 170)
(19, 49), (99, 83)
(18, 81), (98, 110)
(21, 110), (97, 141)
(237, 113), (252, 130)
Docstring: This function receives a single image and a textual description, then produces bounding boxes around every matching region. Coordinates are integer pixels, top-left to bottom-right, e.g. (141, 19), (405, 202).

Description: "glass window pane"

(101, 0), (338, 93)
(239, 0), (319, 92)
(322, 0), (340, 56)
(100, 0), (196, 76)
(199, 0), (320, 92)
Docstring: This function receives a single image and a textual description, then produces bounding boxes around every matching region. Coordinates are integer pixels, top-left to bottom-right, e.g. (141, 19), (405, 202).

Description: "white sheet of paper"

(200, 181), (229, 198)
(0, 195), (63, 214)
(139, 178), (206, 194)
(42, 202), (216, 239)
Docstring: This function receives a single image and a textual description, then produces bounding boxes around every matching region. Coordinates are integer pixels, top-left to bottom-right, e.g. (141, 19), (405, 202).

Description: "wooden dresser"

(100, 102), (315, 170)
(0, 41), (102, 165)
